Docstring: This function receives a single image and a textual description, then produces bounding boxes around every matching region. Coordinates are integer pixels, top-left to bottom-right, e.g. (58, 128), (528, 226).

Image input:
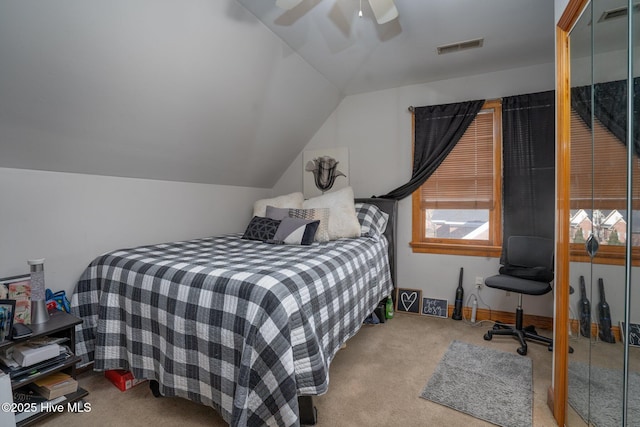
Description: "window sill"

(569, 245), (640, 266)
(410, 241), (502, 258)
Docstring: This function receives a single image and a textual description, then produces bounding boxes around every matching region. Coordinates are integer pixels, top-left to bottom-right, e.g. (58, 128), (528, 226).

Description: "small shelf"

(10, 356), (82, 388)
(14, 387), (89, 427)
(0, 311), (88, 426)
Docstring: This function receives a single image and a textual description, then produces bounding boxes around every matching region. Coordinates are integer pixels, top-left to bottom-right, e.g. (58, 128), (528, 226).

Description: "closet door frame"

(553, 0), (590, 425)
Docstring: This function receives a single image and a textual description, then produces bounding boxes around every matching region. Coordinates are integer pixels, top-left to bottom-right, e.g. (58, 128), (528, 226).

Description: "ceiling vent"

(598, 4), (639, 23)
(437, 38), (484, 55)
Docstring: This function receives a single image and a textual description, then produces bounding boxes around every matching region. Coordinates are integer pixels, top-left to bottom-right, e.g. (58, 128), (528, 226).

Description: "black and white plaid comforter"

(71, 233), (392, 427)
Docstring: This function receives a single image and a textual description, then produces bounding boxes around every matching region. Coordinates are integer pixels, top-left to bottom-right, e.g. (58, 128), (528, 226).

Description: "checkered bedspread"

(71, 233), (392, 427)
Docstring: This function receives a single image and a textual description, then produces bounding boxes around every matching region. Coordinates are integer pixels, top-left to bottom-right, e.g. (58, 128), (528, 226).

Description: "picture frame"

(396, 288), (422, 314)
(0, 299), (16, 342)
(421, 297), (448, 318)
(0, 274), (32, 324)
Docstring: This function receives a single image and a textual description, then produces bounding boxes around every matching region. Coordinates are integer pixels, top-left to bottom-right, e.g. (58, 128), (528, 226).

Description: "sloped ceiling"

(0, 0), (555, 188)
(0, 0), (341, 187)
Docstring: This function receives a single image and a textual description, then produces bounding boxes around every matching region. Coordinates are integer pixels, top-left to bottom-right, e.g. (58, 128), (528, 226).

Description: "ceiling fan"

(275, 0), (399, 24)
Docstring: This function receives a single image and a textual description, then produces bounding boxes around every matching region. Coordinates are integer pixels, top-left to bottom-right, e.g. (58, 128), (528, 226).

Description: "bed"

(71, 197), (397, 427)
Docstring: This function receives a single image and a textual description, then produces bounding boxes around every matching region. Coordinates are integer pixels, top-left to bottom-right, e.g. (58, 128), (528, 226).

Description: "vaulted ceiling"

(0, 0), (555, 188)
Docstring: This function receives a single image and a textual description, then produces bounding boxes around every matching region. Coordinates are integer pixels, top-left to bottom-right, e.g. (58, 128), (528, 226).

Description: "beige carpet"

(33, 313), (558, 427)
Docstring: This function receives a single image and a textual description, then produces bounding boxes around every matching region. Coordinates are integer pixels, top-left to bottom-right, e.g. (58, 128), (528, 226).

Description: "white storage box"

(12, 343), (60, 367)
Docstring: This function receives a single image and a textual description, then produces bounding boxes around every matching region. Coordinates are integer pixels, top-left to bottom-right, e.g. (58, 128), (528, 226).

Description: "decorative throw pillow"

(355, 202), (389, 237)
(264, 205), (291, 220)
(288, 208), (331, 242)
(241, 216), (281, 242)
(269, 218), (320, 245)
(252, 192), (304, 217)
(303, 186), (361, 240)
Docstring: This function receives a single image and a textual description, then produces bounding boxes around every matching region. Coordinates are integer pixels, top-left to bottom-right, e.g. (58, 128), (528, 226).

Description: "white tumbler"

(28, 258), (50, 324)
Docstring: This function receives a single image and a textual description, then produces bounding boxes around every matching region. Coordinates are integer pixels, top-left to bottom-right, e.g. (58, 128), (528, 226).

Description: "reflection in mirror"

(630, 1), (640, 425)
(568, 4), (594, 425)
(567, 0), (639, 425)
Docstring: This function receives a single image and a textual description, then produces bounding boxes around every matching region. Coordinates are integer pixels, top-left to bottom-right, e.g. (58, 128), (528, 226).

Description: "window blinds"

(420, 109), (494, 209)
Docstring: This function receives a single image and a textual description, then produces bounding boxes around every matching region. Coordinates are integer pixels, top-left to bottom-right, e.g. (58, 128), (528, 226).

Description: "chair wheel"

(517, 347), (527, 356)
(484, 332), (492, 341)
(569, 346), (574, 354)
(548, 345), (553, 351)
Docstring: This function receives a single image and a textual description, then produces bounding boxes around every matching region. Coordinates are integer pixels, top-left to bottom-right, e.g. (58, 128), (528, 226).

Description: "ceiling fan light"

(275, 0), (304, 10)
(368, 0), (399, 24)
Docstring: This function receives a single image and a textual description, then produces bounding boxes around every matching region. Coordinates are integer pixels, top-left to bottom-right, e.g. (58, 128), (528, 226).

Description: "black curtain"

(571, 78), (640, 157)
(377, 99), (485, 200)
(502, 91), (556, 260)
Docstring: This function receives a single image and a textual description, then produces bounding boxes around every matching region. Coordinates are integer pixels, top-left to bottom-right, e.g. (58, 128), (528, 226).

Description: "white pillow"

(303, 186), (361, 240)
(253, 192), (304, 217)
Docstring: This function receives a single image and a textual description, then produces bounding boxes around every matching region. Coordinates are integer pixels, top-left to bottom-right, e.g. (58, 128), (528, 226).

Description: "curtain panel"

(502, 90), (556, 259)
(378, 100), (484, 200)
(571, 78), (640, 157)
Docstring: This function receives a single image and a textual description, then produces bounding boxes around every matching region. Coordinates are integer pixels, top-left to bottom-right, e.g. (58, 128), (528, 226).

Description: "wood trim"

(410, 241), (502, 257)
(570, 244), (640, 266)
(554, 23), (571, 427)
(568, 318), (622, 342)
(446, 304), (554, 330)
(558, 0), (588, 31)
(492, 100), (503, 251)
(554, 1), (590, 425)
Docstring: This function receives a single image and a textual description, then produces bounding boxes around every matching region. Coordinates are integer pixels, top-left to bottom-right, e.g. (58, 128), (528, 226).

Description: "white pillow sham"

(302, 186), (361, 240)
(252, 192), (304, 217)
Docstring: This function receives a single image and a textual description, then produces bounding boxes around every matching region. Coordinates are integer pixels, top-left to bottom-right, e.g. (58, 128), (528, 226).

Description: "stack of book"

(29, 372), (78, 399)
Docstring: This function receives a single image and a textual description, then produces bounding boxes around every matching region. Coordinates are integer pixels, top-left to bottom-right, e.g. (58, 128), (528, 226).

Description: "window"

(569, 108), (640, 264)
(411, 100), (502, 257)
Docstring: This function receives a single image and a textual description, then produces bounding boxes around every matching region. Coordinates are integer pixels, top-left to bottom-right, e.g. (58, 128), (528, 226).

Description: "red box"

(104, 370), (146, 392)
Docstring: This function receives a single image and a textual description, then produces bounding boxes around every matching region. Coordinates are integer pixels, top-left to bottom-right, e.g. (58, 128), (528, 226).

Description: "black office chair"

(483, 235), (563, 356)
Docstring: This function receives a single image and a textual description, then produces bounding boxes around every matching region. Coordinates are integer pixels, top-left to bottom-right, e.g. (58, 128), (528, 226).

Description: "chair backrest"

(505, 236), (554, 270)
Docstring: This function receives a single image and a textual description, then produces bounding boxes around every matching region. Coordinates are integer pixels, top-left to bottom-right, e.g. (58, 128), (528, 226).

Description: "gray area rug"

(568, 361), (640, 427)
(420, 340), (532, 427)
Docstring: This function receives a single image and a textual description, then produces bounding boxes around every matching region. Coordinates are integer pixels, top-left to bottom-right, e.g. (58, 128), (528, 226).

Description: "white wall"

(0, 167), (271, 297)
(274, 62), (557, 317)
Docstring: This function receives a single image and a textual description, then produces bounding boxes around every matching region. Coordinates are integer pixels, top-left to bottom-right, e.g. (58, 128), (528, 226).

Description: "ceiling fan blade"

(367, 0), (398, 24)
(276, 0), (305, 10)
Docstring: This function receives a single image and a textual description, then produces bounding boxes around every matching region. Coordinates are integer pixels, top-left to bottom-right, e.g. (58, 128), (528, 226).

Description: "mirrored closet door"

(562, 0), (638, 425)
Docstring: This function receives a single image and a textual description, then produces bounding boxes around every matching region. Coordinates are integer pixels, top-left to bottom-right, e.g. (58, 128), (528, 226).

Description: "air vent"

(437, 38), (484, 55)
(598, 4), (640, 23)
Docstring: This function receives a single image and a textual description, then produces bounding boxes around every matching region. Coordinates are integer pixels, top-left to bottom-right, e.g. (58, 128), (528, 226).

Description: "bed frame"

(298, 197), (398, 425)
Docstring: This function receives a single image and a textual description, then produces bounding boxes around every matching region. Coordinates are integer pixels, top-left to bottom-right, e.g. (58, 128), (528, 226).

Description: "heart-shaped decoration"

(401, 291), (417, 311)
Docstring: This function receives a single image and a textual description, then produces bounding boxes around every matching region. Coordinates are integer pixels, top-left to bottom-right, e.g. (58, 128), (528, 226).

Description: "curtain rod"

(408, 106), (415, 112)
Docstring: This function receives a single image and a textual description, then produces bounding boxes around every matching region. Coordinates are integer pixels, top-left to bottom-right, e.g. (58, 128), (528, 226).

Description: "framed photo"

(0, 274), (32, 324)
(0, 300), (16, 342)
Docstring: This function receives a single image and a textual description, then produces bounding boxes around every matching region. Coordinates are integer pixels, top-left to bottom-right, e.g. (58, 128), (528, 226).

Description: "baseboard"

(568, 318), (621, 342)
(447, 305), (553, 330)
(446, 304), (622, 341)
